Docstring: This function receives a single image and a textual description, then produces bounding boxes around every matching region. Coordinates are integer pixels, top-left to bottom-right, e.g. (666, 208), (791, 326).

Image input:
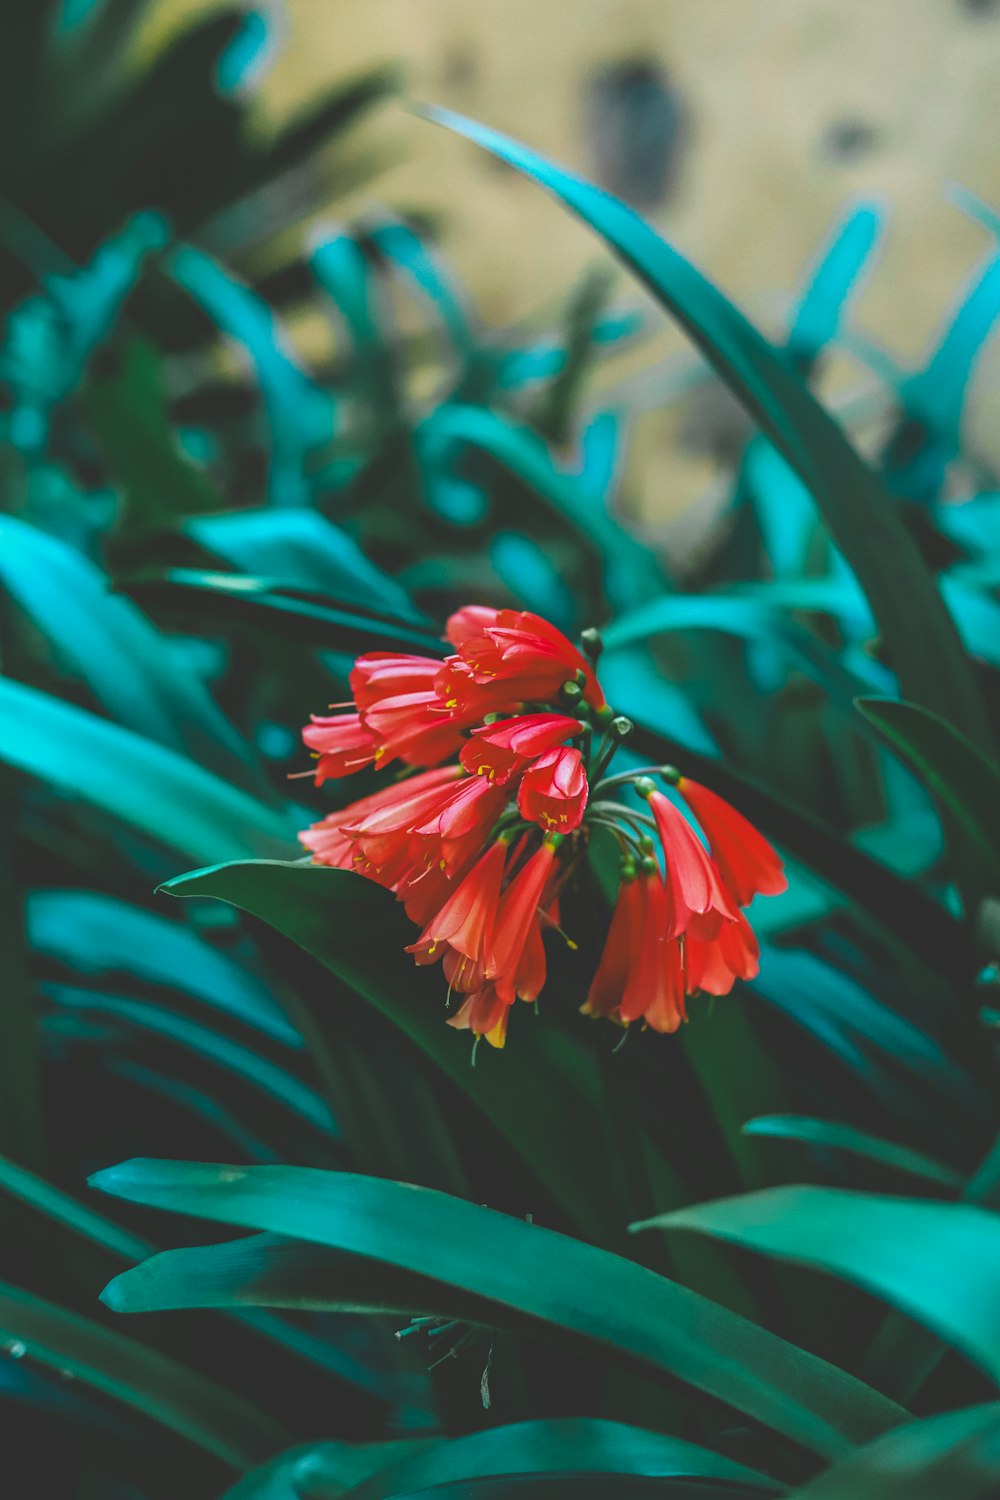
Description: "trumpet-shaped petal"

(645, 789), (738, 940)
(461, 712), (583, 784)
(406, 840), (508, 985)
(517, 746), (588, 832)
(303, 713), (379, 781)
(487, 840), (558, 1005)
(677, 777), (787, 907)
(582, 872), (641, 1019)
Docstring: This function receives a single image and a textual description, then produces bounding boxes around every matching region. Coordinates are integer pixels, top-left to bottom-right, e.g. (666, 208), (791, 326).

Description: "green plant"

(4, 78), (1000, 1500)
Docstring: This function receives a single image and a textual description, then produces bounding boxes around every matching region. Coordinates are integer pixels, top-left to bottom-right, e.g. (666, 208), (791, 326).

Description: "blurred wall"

(151, 0), (1000, 516)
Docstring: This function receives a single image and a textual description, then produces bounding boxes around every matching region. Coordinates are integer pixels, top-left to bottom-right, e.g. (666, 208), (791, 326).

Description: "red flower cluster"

(300, 606), (786, 1050)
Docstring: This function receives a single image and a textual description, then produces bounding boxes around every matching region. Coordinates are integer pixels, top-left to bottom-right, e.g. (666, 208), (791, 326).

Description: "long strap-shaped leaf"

(418, 106), (994, 758)
(162, 859), (635, 1245)
(92, 1160), (906, 1461)
(786, 1401), (1000, 1499)
(634, 1186), (1000, 1386)
(0, 1279), (288, 1469)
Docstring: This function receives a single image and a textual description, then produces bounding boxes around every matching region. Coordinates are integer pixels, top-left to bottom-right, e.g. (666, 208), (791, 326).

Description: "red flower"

(351, 652), (442, 710)
(300, 766), (459, 868)
(676, 777), (787, 907)
(302, 712), (379, 781)
(299, 603), (788, 1050)
(447, 983), (510, 1049)
(487, 839), (558, 1005)
(406, 839), (508, 994)
(517, 747), (588, 832)
(685, 909), (760, 997)
(455, 608), (606, 711)
(460, 712), (583, 784)
(360, 690), (464, 769)
(446, 605), (501, 648)
(340, 770), (466, 882)
(582, 870), (640, 1019)
(412, 774), (507, 876)
(644, 788), (738, 940)
(617, 870), (686, 1033)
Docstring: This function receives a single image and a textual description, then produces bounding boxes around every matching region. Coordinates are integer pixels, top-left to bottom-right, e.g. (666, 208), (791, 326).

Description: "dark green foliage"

(4, 36), (1000, 1500)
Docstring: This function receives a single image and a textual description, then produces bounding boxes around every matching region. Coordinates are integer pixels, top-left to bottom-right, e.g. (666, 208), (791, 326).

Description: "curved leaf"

(788, 1401), (1000, 1500)
(419, 107), (994, 756)
(634, 1187), (1000, 1384)
(121, 570), (445, 655)
(338, 1418), (780, 1500)
(162, 859), (633, 1243)
(44, 985), (336, 1136)
(742, 1117), (963, 1190)
(856, 698), (1000, 898)
(28, 890), (298, 1045)
(0, 1280), (288, 1468)
(94, 1160), (907, 1459)
(0, 515), (259, 785)
(0, 677), (297, 865)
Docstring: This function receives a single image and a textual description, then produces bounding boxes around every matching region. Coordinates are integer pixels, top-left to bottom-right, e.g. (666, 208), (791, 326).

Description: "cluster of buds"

(299, 605), (786, 1049)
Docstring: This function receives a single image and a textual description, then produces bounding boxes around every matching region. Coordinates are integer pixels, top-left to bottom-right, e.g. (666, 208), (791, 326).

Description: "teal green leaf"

(419, 106), (993, 755)
(45, 985), (336, 1135)
(742, 1116), (963, 1190)
(787, 203), (881, 368)
(856, 697), (1000, 867)
(28, 890), (298, 1044)
(634, 1187), (1000, 1383)
(93, 1160), (906, 1458)
(0, 678), (297, 865)
(335, 1418), (780, 1499)
(787, 1401), (1000, 1500)
(161, 859), (632, 1242)
(0, 515), (258, 787)
(83, 337), (225, 534)
(0, 1280), (289, 1469)
(122, 570), (445, 655)
(186, 508), (425, 624)
(219, 1439), (434, 1500)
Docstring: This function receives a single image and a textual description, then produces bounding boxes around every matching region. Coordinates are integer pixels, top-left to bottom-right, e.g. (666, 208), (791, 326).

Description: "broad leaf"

(94, 1160), (907, 1459)
(162, 860), (633, 1243)
(788, 1401), (1000, 1499)
(635, 1187), (1000, 1383)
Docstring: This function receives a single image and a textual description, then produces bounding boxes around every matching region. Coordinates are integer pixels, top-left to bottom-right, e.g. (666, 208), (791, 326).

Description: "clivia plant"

(300, 604), (785, 1048)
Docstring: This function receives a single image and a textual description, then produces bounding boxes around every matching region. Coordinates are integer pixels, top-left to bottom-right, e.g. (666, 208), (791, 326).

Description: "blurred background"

(146, 0), (1000, 521)
(5, 4), (1000, 1494)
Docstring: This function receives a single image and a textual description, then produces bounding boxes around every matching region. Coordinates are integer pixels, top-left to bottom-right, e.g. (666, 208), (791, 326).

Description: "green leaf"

(0, 677), (297, 865)
(218, 1439), (433, 1500)
(28, 889), (298, 1045)
(185, 508), (427, 625)
(0, 1279), (289, 1469)
(121, 570), (446, 655)
(93, 1160), (907, 1459)
(161, 860), (632, 1243)
(634, 1187), (1000, 1384)
(83, 337), (225, 536)
(419, 106), (993, 756)
(742, 1117), (963, 1190)
(45, 985), (336, 1136)
(601, 593), (891, 712)
(855, 698), (1000, 903)
(787, 1401), (1000, 1499)
(0, 515), (262, 787)
(334, 1418), (780, 1499)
